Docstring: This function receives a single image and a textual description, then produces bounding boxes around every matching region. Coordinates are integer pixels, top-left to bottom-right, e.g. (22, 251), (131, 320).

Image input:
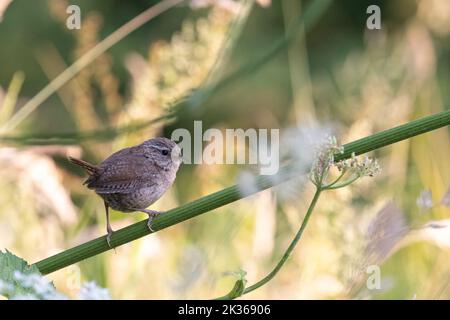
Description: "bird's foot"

(106, 228), (114, 248)
(140, 209), (164, 232)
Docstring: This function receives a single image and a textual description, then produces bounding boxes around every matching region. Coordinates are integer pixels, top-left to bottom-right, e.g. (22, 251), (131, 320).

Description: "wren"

(69, 137), (182, 247)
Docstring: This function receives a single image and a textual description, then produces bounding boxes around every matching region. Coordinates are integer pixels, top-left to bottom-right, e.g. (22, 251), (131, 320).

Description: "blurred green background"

(0, 0), (449, 299)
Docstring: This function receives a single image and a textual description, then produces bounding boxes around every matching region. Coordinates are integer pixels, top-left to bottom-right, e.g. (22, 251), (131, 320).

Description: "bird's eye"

(161, 149), (169, 156)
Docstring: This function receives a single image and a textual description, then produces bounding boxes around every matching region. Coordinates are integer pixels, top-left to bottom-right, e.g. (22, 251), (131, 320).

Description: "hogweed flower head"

(310, 136), (344, 186)
(311, 137), (381, 189)
(335, 153), (381, 178)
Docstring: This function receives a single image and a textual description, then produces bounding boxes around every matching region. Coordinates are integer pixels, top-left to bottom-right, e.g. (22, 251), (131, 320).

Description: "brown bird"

(69, 137), (182, 247)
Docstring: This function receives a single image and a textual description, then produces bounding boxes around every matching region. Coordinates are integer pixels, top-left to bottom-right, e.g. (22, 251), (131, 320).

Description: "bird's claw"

(147, 218), (155, 232)
(146, 210), (163, 233)
(106, 230), (114, 248)
(147, 214), (156, 232)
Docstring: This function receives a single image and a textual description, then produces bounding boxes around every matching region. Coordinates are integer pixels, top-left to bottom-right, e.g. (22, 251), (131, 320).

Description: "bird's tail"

(68, 156), (98, 175)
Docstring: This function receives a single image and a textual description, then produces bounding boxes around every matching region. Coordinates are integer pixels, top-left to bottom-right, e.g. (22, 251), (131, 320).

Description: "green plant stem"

(322, 169), (347, 189)
(225, 186), (322, 299)
(35, 173), (282, 275)
(335, 110), (450, 160)
(33, 110), (450, 275)
(324, 175), (359, 190)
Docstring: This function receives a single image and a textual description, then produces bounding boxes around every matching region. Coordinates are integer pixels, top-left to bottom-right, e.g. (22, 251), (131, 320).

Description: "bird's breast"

(100, 183), (168, 212)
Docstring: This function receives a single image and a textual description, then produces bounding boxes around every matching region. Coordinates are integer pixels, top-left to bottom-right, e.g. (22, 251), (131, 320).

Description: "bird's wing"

(87, 147), (156, 194)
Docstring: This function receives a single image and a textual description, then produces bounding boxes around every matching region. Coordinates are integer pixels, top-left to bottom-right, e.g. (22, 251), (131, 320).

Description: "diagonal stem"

(33, 110), (450, 275)
(239, 186), (322, 298)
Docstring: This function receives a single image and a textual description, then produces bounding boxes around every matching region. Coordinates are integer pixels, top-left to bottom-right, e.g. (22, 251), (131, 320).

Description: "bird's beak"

(172, 147), (183, 164)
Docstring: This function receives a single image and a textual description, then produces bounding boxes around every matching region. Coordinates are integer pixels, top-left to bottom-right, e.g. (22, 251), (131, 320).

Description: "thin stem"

(216, 168), (356, 299)
(323, 175), (359, 190)
(33, 110), (450, 275)
(0, 0), (184, 133)
(335, 110), (450, 160)
(242, 186), (322, 296)
(322, 169), (347, 189)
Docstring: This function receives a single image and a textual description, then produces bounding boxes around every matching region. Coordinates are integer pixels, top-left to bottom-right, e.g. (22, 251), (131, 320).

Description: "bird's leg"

(104, 201), (114, 248)
(135, 209), (164, 232)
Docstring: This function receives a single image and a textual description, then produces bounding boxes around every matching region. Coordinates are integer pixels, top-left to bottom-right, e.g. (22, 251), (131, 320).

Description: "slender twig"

(0, 0), (184, 133)
(214, 111), (450, 299)
(33, 110), (450, 275)
(322, 169), (347, 189)
(220, 186), (323, 299)
(324, 175), (359, 190)
(334, 110), (450, 160)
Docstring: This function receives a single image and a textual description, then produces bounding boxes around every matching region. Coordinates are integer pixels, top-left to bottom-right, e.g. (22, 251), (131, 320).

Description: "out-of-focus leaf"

(0, 249), (41, 298)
